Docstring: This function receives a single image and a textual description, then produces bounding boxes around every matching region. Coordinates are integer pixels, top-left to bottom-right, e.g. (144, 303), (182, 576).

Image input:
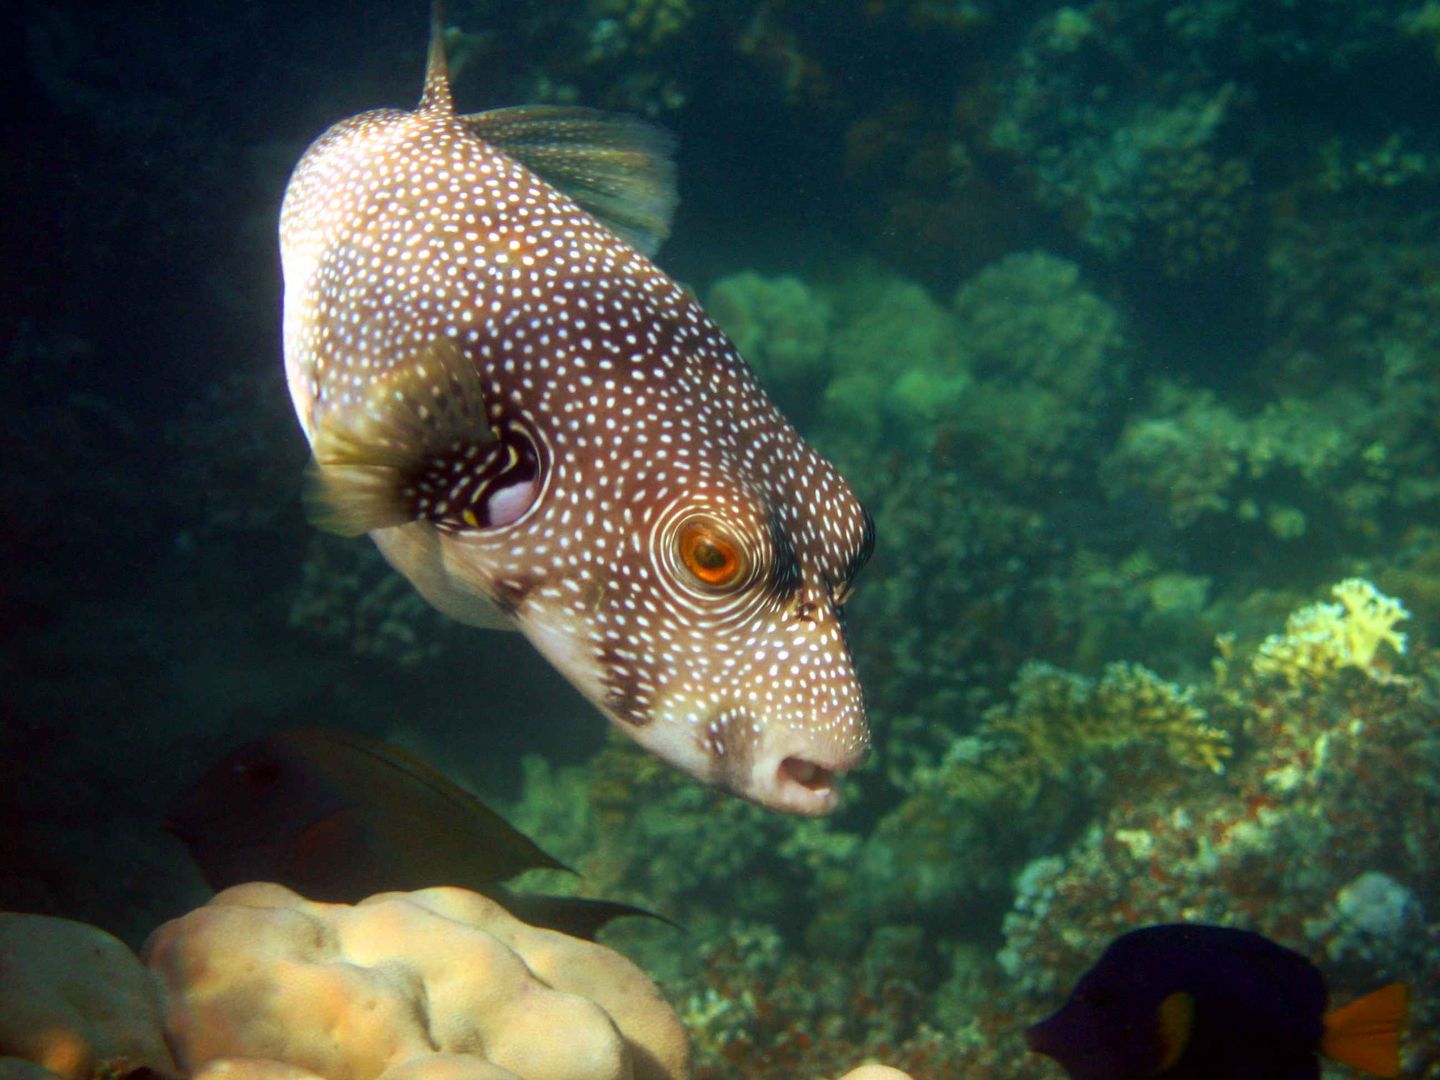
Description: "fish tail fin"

(421, 0), (454, 114)
(1319, 982), (1409, 1077)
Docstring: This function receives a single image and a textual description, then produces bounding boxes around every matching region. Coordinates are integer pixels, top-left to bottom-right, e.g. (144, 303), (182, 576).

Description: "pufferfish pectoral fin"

(305, 337), (498, 537)
(462, 105), (678, 257)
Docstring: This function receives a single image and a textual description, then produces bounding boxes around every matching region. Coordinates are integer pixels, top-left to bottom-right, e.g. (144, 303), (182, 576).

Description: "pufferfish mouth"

(617, 700), (868, 816)
(741, 743), (867, 816)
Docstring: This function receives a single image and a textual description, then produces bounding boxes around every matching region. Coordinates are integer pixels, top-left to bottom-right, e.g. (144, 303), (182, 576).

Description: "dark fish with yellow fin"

(1026, 923), (1410, 1079)
(279, 4), (875, 815)
(163, 727), (661, 939)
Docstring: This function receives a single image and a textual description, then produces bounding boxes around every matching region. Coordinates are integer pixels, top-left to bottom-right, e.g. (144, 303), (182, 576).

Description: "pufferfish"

(279, 3), (875, 815)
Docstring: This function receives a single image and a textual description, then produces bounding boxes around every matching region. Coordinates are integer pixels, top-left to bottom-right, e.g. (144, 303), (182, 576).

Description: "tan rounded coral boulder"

(0, 912), (176, 1080)
(142, 884), (689, 1080)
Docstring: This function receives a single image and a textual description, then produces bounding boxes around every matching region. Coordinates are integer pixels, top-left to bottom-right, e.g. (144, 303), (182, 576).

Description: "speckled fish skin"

(279, 9), (875, 815)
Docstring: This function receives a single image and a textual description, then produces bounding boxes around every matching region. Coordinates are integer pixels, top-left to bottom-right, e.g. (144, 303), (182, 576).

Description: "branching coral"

(943, 660), (1230, 808)
(1251, 578), (1411, 686)
(804, 658), (1229, 945)
(994, 598), (1437, 1076)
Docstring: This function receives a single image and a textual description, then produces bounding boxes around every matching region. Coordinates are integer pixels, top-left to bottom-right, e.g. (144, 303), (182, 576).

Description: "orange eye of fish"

(678, 522), (744, 588)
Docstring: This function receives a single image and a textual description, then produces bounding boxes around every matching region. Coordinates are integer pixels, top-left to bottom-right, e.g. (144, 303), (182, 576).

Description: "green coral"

(1401, 2), (1440, 63)
(1100, 386), (1247, 527)
(704, 254), (1128, 489)
(1138, 145), (1253, 277)
(591, 0), (694, 53)
(705, 271), (832, 417)
(941, 251), (1128, 483)
(991, 48), (1252, 269)
(818, 267), (967, 462)
(1100, 380), (1384, 537)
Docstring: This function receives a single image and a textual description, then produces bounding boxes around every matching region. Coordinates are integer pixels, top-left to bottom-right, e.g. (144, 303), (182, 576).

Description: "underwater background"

(3, 0), (1439, 1075)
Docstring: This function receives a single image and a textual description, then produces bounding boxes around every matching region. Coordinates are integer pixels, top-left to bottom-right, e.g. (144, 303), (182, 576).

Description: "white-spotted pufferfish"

(280, 3), (875, 814)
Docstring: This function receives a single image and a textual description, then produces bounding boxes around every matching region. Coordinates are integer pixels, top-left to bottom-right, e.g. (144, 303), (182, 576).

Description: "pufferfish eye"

(678, 520), (744, 588)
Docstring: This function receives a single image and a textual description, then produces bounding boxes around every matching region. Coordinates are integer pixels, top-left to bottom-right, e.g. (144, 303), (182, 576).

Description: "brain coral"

(142, 884), (690, 1080)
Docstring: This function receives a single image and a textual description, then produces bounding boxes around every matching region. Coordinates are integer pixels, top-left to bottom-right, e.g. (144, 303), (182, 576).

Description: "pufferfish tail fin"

(1319, 982), (1410, 1077)
(305, 337), (496, 537)
(464, 105), (678, 257)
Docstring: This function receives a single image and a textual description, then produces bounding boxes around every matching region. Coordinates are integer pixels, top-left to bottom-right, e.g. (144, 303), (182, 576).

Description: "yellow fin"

(306, 337), (495, 536)
(463, 105), (678, 257)
(305, 457), (412, 537)
(1154, 991), (1195, 1073)
(1320, 983), (1409, 1078)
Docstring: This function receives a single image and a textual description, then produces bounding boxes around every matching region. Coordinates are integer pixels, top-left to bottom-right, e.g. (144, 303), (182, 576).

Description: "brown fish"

(279, 3), (875, 814)
(163, 727), (656, 937)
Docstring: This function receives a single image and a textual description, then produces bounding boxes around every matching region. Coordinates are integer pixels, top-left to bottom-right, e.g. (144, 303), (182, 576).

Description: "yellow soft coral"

(1251, 578), (1410, 686)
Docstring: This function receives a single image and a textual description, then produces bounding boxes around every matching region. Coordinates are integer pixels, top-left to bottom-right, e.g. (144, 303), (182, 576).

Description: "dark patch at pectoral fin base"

(464, 105), (678, 256)
(305, 337), (496, 537)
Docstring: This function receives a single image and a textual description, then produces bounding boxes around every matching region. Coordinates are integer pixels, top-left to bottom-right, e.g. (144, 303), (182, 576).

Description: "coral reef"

(495, 581), (1438, 1077)
(986, 17), (1256, 276)
(808, 659), (1228, 951)
(995, 589), (1439, 1075)
(12, 0), (1440, 1075)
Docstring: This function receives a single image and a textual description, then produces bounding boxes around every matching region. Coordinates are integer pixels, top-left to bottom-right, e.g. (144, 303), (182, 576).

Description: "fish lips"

(630, 707), (870, 816)
(739, 742), (868, 816)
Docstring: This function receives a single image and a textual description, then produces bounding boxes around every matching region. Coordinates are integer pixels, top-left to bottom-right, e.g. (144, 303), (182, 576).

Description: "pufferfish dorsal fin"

(305, 337), (498, 537)
(463, 105), (678, 257)
(420, 0), (454, 115)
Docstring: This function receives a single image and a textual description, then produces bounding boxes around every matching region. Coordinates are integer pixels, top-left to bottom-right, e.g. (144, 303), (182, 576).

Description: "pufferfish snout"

(280, 3), (875, 814)
(586, 459), (876, 814)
